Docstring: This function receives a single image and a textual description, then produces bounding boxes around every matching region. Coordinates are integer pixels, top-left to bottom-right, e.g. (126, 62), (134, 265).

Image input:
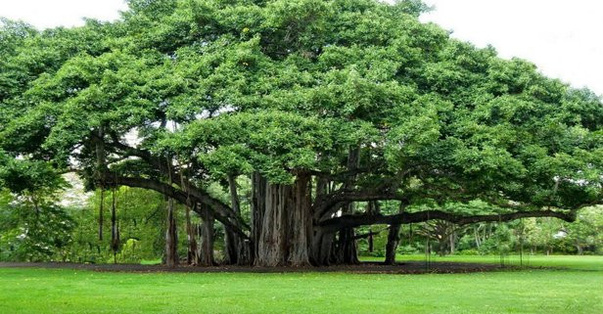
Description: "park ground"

(0, 255), (602, 314)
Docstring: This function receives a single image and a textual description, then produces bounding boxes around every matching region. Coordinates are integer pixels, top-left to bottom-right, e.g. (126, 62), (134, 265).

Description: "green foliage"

(2, 0), (601, 206)
(0, 191), (75, 262)
(0, 151), (67, 194)
(65, 188), (170, 263)
(0, 0), (602, 265)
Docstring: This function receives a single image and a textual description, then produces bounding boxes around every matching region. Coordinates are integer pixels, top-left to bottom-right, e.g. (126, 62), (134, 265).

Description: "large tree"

(1, 0), (602, 266)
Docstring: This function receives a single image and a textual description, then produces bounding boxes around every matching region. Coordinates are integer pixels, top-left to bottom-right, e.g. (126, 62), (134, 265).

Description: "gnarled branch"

(318, 209), (578, 232)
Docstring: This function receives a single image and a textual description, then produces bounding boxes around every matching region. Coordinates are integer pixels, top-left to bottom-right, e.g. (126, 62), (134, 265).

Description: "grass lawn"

(1, 256), (602, 314)
(362, 254), (603, 271)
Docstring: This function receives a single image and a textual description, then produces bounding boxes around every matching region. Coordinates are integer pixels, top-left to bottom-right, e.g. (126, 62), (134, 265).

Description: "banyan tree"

(1, 0), (602, 266)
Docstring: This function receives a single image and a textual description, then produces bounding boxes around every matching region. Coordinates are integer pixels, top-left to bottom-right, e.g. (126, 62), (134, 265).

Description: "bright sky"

(421, 0), (603, 96)
(1, 0), (602, 96)
(0, 0), (127, 29)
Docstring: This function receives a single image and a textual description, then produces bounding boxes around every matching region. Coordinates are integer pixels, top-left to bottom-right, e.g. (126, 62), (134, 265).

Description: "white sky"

(0, 0), (127, 29)
(421, 0), (603, 96)
(1, 0), (602, 96)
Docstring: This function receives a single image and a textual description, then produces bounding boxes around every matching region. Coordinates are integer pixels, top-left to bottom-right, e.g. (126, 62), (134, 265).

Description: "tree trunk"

(224, 175), (240, 265)
(98, 189), (104, 241)
(334, 227), (359, 264)
(165, 197), (178, 267)
(474, 225), (481, 249)
(287, 172), (312, 266)
(224, 175), (253, 265)
(368, 228), (374, 253)
(198, 206), (215, 266)
(384, 224), (401, 265)
(449, 231), (456, 255)
(332, 147), (361, 264)
(385, 201), (404, 265)
(311, 227), (335, 266)
(251, 172), (266, 262)
(255, 182), (289, 266)
(95, 127), (106, 241)
(253, 173), (313, 266)
(185, 204), (198, 265)
(111, 189), (120, 264)
(438, 236), (448, 257)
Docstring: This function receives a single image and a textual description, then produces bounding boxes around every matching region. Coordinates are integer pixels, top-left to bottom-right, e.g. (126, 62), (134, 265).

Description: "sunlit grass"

(139, 258), (162, 265)
(360, 254), (603, 271)
(0, 255), (601, 314)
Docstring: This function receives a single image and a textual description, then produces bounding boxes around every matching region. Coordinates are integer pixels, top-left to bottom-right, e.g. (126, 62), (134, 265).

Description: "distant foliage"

(0, 191), (74, 262)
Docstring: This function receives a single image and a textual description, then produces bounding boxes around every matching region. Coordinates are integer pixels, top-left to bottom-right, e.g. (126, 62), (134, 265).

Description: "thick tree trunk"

(235, 238), (253, 266)
(287, 172), (312, 266)
(332, 147), (361, 264)
(224, 175), (253, 265)
(165, 197), (178, 267)
(255, 182), (289, 266)
(384, 224), (401, 265)
(253, 173), (313, 266)
(198, 206), (215, 266)
(333, 227), (359, 264)
(311, 175), (334, 266)
(332, 203), (359, 264)
(310, 227), (335, 266)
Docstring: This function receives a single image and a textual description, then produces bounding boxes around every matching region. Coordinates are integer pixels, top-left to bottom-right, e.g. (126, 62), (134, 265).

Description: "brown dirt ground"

(0, 261), (519, 274)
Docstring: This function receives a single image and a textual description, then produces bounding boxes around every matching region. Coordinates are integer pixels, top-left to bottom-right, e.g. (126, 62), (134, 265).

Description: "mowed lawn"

(364, 254), (603, 271)
(1, 256), (602, 314)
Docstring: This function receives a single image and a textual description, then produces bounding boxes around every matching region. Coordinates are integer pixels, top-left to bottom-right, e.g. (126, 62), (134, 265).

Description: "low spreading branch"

(318, 209), (578, 232)
(112, 175), (250, 240)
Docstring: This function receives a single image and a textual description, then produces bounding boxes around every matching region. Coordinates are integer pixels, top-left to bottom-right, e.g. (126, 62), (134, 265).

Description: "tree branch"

(112, 175), (250, 240)
(318, 209), (578, 232)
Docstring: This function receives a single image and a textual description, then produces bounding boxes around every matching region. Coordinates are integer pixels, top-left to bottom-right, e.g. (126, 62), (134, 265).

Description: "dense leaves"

(0, 0), (601, 265)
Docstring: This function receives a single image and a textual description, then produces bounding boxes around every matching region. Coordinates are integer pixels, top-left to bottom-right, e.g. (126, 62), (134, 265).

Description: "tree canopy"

(1, 0), (602, 266)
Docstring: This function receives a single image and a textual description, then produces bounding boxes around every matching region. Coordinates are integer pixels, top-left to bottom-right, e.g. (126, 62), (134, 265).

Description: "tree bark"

(310, 227), (335, 266)
(255, 182), (289, 266)
(449, 231), (456, 255)
(334, 227), (359, 264)
(224, 175), (240, 265)
(252, 173), (313, 266)
(251, 172), (265, 261)
(287, 172), (312, 266)
(165, 197), (178, 267)
(198, 206), (215, 266)
(384, 201), (403, 265)
(111, 189), (120, 264)
(185, 204), (198, 265)
(333, 205), (359, 264)
(319, 209), (577, 232)
(98, 189), (104, 241)
(95, 128), (106, 241)
(384, 224), (401, 265)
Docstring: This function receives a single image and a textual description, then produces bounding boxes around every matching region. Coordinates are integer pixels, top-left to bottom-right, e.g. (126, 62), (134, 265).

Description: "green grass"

(139, 258), (162, 265)
(1, 256), (602, 314)
(362, 254), (603, 271)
